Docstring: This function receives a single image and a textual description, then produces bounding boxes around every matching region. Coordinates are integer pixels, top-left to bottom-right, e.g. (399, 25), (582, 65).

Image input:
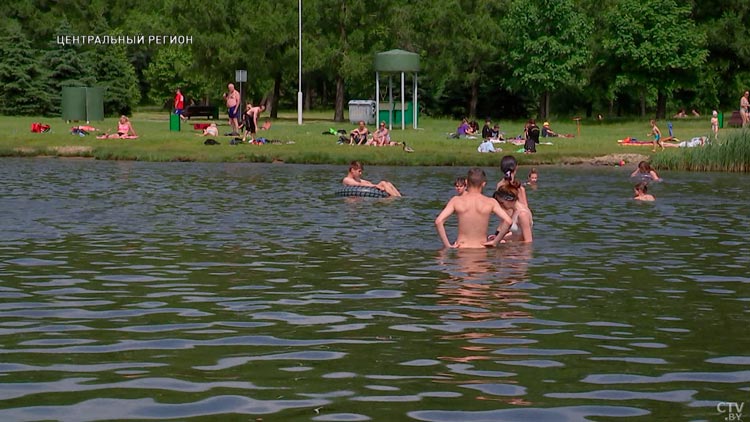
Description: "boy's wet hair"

(454, 176), (467, 187)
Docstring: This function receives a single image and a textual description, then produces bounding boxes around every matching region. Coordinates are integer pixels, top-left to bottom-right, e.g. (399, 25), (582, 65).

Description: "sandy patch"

(49, 146), (93, 155)
(13, 147), (37, 154)
(587, 153), (649, 166)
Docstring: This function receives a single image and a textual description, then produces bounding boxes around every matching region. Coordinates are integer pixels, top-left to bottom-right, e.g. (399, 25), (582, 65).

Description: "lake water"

(0, 157), (748, 421)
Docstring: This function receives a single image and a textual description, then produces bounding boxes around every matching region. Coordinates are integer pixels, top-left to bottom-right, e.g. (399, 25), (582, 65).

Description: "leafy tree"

(143, 46), (209, 108)
(174, 0), (262, 107)
(44, 18), (97, 114)
(303, 0), (394, 121)
(90, 36), (141, 115)
(398, 0), (510, 118)
(0, 33), (53, 115)
(503, 0), (592, 120)
(694, 0), (750, 110)
(603, 0), (708, 118)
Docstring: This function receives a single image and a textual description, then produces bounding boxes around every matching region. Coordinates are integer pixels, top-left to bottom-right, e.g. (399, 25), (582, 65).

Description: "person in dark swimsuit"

(524, 119), (539, 153)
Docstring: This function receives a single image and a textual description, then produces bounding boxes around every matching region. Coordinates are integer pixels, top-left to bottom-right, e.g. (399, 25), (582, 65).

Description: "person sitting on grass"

(490, 124), (504, 141)
(97, 115), (137, 139)
(349, 121), (370, 145)
(477, 138), (498, 153)
(370, 121), (390, 146)
(198, 123), (219, 137)
(541, 122), (559, 137)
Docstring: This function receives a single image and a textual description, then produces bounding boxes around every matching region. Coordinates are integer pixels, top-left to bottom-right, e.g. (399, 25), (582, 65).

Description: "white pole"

(401, 72), (405, 131)
(297, 0), (303, 125)
(388, 75), (393, 130)
(413, 72), (418, 129)
(375, 72), (380, 126)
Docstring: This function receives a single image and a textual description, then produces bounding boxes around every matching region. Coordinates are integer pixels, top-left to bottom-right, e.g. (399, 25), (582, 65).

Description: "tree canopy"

(0, 0), (745, 119)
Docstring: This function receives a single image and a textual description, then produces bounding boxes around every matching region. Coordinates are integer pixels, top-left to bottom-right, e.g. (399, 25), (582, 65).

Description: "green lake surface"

(0, 158), (748, 421)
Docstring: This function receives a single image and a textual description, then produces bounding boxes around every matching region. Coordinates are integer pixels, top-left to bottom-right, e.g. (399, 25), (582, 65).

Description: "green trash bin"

(169, 113), (181, 132)
(718, 111), (724, 129)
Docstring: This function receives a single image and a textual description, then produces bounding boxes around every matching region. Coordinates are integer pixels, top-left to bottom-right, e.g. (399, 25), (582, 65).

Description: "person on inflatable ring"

(342, 160), (401, 197)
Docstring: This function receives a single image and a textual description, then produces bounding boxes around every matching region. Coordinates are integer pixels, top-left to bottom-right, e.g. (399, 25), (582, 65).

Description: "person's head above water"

(637, 161), (653, 172)
(466, 168), (487, 188)
(527, 168), (538, 183)
(634, 181), (649, 194)
(500, 155), (518, 181)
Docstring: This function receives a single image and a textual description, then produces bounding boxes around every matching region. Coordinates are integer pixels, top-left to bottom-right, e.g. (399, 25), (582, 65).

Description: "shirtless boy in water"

(342, 160), (402, 197)
(435, 168), (512, 249)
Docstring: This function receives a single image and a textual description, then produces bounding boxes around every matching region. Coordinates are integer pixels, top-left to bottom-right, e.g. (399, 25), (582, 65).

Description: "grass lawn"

(0, 110), (732, 168)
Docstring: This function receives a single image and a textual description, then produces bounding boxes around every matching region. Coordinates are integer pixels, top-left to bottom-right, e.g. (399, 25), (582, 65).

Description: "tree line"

(1, 0), (747, 121)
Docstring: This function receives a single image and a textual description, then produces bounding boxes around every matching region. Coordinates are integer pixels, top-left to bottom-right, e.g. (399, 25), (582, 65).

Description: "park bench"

(185, 105), (220, 120)
(727, 110), (743, 127)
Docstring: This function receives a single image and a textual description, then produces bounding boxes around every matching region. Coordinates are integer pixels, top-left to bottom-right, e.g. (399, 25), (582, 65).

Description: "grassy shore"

(1, 111), (739, 168)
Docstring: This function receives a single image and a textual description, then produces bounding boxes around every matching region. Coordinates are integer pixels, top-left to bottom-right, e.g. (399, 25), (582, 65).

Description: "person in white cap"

(710, 110), (719, 141)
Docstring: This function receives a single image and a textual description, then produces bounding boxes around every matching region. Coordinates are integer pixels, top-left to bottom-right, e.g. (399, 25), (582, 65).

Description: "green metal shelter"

(374, 49), (420, 130)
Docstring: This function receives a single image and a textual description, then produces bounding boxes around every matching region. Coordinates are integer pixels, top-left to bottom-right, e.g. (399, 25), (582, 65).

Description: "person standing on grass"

(224, 83), (241, 135)
(741, 91), (750, 128)
(649, 119), (664, 152)
(711, 110), (719, 141)
(241, 103), (266, 144)
(523, 119), (539, 153)
(174, 89), (186, 121)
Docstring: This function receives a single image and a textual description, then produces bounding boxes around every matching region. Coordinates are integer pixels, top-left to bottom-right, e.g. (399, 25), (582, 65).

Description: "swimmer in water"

(435, 167), (512, 249)
(342, 160), (402, 197)
(454, 176), (467, 196)
(630, 161), (660, 181)
(488, 184), (533, 243)
(633, 181), (655, 201)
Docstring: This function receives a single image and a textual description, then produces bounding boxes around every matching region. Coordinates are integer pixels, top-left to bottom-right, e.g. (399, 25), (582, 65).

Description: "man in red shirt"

(174, 89), (186, 120)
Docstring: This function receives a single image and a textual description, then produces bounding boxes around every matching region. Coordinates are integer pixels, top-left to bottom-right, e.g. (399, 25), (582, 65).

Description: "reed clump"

(651, 131), (750, 172)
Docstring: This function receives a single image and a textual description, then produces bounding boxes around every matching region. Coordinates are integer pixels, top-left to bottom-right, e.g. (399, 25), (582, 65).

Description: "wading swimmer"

(489, 185), (533, 243)
(435, 167), (512, 249)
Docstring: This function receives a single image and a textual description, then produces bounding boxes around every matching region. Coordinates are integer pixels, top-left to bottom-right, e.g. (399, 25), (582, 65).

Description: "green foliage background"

(0, 0), (747, 120)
